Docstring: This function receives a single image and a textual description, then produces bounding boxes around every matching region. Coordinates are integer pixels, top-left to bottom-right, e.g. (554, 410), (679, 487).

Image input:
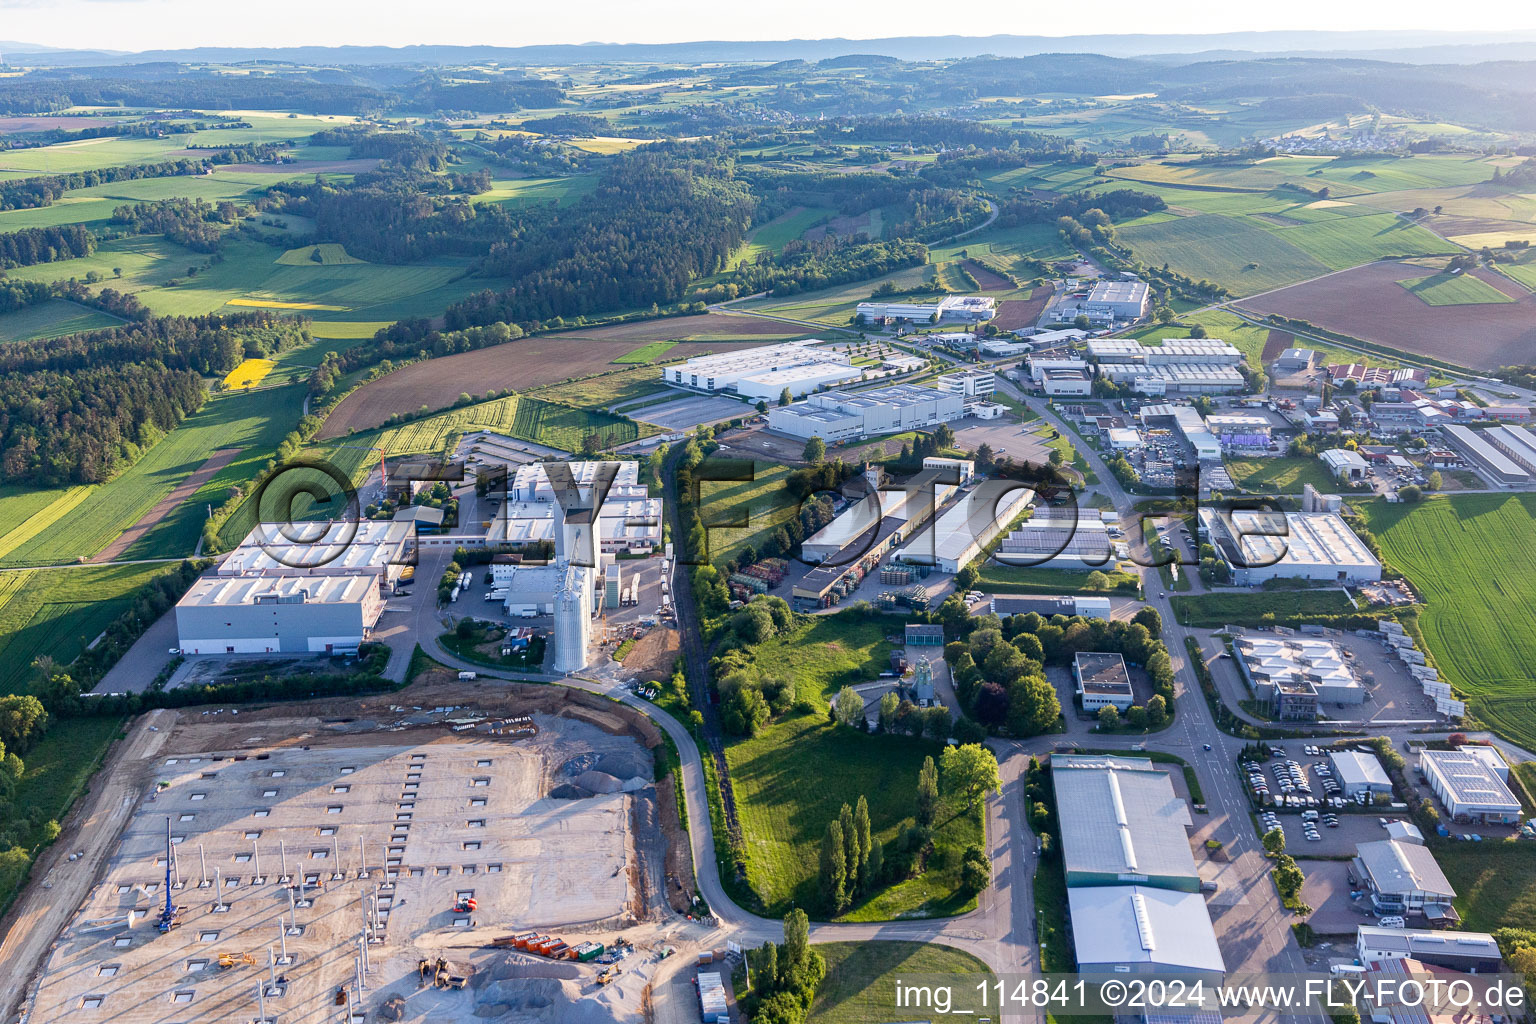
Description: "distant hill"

(6, 30), (1536, 68)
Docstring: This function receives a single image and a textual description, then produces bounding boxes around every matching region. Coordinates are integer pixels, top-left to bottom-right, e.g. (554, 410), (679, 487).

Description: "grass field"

(975, 563), (1139, 594)
(0, 564), (183, 695)
(725, 709), (983, 921)
(808, 942), (992, 1023)
(612, 340), (678, 363)
(0, 384), (304, 565)
(1224, 456), (1339, 494)
(222, 358), (275, 389)
(275, 243), (366, 266)
(1361, 495), (1536, 748)
(1119, 213), (1329, 295)
(1437, 840), (1536, 933)
(1171, 589), (1358, 628)
(695, 460), (801, 567)
(0, 299), (121, 342)
(747, 614), (893, 707)
(1398, 272), (1517, 306)
(732, 205), (833, 264)
(470, 174), (598, 209)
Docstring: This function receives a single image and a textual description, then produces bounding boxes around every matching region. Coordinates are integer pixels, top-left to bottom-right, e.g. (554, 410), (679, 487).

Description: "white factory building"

(1068, 886), (1225, 978)
(1321, 448), (1371, 483)
(1419, 748), (1521, 824)
(895, 479), (1035, 573)
(800, 470), (957, 565)
(1088, 338), (1243, 365)
(1073, 651), (1135, 712)
(935, 369), (996, 400)
(215, 520), (413, 585)
(1042, 366), (1094, 396)
(1089, 338), (1245, 395)
(176, 575), (385, 656)
(1198, 508), (1382, 585)
(660, 340), (859, 398)
(1441, 424), (1531, 486)
(510, 460), (646, 502)
(491, 505), (596, 674)
(1329, 750), (1394, 797)
(176, 519), (417, 656)
(1082, 280), (1152, 320)
(767, 384), (964, 442)
(485, 496), (662, 555)
(855, 295), (996, 323)
(1233, 635), (1366, 706)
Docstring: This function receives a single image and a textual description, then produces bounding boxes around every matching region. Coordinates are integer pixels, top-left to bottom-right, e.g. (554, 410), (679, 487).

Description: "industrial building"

(800, 467), (957, 565)
(985, 594), (1113, 620)
(1275, 348), (1318, 372)
(767, 384), (965, 442)
(509, 460), (645, 502)
(936, 369), (997, 400)
(1205, 413), (1271, 447)
(1053, 755), (1200, 892)
(1088, 339), (1242, 365)
(1197, 508), (1382, 585)
(215, 520), (413, 584)
(1356, 927), (1502, 973)
(1419, 748), (1521, 824)
(1353, 839), (1457, 920)
(1097, 361), (1246, 395)
(1073, 651), (1134, 712)
(995, 512), (1115, 570)
(1139, 403), (1222, 461)
(1041, 365), (1094, 396)
(1232, 635), (1365, 713)
(1441, 424), (1531, 485)
(175, 575), (385, 655)
(1053, 280), (1152, 322)
(894, 479), (1035, 573)
(485, 496), (662, 555)
(660, 340), (856, 397)
(1068, 886), (1225, 978)
(921, 456), (975, 485)
(1320, 448), (1371, 483)
(1329, 750), (1393, 797)
(855, 294), (996, 323)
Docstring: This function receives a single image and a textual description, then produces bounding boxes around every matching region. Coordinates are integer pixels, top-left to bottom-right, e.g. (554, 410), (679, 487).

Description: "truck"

(458, 671), (477, 681)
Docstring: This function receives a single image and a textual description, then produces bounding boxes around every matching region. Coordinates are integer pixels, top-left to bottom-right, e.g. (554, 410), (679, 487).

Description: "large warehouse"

(1353, 839), (1457, 919)
(1053, 755), (1200, 892)
(768, 384), (965, 442)
(894, 479), (1034, 573)
(1419, 748), (1521, 824)
(1441, 424), (1531, 486)
(660, 340), (857, 397)
(1068, 886), (1225, 978)
(1233, 635), (1365, 709)
(800, 468), (956, 564)
(176, 575), (385, 655)
(1198, 508), (1382, 585)
(216, 520), (413, 584)
(995, 513), (1115, 570)
(855, 294), (996, 323)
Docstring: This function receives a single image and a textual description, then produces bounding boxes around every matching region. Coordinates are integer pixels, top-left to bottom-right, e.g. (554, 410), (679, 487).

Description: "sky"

(3, 0), (1536, 53)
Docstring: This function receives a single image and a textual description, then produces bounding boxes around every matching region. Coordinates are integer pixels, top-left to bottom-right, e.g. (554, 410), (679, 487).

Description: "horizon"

(6, 3), (1536, 58)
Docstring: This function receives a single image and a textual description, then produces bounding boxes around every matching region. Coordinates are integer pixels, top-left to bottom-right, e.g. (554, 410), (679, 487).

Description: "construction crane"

(157, 819), (179, 933)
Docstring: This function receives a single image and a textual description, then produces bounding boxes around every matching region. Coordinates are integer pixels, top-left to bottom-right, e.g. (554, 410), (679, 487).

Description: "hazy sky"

(3, 0), (1536, 53)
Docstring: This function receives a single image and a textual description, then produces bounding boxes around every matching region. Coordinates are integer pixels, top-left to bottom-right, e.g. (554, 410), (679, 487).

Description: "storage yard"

(15, 683), (697, 1024)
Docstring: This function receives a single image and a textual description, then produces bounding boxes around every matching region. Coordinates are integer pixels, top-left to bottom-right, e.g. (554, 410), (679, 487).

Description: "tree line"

(0, 224), (96, 269)
(707, 236), (928, 302)
(0, 312), (307, 486)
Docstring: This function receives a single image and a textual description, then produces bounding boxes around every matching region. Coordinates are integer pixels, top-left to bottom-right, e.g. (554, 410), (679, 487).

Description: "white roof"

(1330, 750), (1391, 788)
(1053, 755), (1198, 884)
(1420, 749), (1520, 812)
(1356, 840), (1455, 898)
(218, 521), (411, 575)
(1069, 886), (1225, 974)
(1205, 509), (1381, 573)
(180, 574), (377, 608)
(1321, 448), (1371, 471)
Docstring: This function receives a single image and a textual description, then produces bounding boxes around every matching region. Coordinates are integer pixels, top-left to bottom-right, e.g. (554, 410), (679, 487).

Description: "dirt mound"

(548, 783), (592, 800)
(574, 770), (624, 794)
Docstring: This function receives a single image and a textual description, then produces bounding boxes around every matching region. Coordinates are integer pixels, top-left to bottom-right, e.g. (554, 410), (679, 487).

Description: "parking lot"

(633, 393), (750, 431)
(950, 417), (1052, 465)
(1240, 745), (1382, 815)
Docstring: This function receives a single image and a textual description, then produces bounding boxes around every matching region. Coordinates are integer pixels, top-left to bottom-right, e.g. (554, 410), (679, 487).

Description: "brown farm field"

(963, 258), (1014, 291)
(989, 282), (1056, 330)
(1238, 261), (1536, 370)
(544, 313), (809, 343)
(1261, 329), (1295, 362)
(318, 326), (787, 438)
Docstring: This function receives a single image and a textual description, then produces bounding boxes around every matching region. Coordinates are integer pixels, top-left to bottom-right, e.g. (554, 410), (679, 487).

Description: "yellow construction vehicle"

(217, 952), (257, 969)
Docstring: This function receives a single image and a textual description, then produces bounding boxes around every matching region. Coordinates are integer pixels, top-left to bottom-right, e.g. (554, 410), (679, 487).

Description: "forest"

(0, 224), (96, 269)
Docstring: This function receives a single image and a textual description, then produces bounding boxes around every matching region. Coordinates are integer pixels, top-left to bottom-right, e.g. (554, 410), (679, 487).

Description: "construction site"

(11, 678), (705, 1024)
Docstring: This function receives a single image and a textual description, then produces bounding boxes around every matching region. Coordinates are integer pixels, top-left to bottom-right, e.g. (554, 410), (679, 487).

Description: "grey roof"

(1053, 756), (1197, 884)
(1075, 651), (1132, 696)
(1358, 926), (1500, 960)
(1330, 750), (1391, 788)
(1420, 749), (1520, 812)
(1068, 885), (1225, 974)
(1355, 840), (1455, 898)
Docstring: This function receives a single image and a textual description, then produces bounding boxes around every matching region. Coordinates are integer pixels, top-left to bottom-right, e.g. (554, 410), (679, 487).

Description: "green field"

(1496, 253), (1536, 291)
(746, 614), (893, 707)
(1224, 456), (1339, 494)
(470, 174), (598, 209)
(1170, 589), (1358, 628)
(732, 205), (834, 264)
(0, 300), (121, 342)
(275, 243), (366, 266)
(1262, 212), (1453, 270)
(725, 709), (983, 921)
(1362, 495), (1536, 747)
(1119, 213), (1329, 294)
(0, 384), (304, 565)
(809, 942), (992, 1023)
(1438, 840), (1536, 933)
(612, 340), (678, 363)
(695, 461), (801, 566)
(0, 564), (183, 695)
(1398, 272), (1518, 306)
(975, 562), (1139, 594)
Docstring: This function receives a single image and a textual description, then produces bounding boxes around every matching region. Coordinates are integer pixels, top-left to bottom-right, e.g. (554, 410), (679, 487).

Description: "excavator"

(217, 952), (257, 969)
(417, 957), (467, 990)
